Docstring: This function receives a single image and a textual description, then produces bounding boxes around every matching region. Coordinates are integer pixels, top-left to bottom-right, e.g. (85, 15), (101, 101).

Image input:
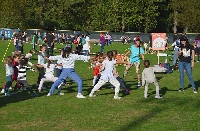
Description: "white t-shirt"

(44, 63), (56, 77)
(83, 36), (90, 50)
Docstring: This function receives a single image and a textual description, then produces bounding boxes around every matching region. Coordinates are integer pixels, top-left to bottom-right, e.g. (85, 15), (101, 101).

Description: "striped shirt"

(49, 54), (90, 68)
(16, 65), (35, 80)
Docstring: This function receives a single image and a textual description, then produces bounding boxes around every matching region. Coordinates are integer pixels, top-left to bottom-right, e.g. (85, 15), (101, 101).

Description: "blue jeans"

(173, 48), (179, 66)
(100, 44), (105, 53)
(55, 68), (62, 77)
(178, 61), (195, 89)
(5, 75), (12, 93)
(83, 50), (89, 56)
(49, 68), (83, 94)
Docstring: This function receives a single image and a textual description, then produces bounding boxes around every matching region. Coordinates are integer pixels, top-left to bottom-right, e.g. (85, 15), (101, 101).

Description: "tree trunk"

(184, 27), (188, 33)
(173, 10), (178, 33)
(121, 16), (125, 32)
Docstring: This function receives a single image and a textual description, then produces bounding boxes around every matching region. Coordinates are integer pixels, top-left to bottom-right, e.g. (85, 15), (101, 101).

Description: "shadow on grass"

(150, 87), (178, 97)
(184, 80), (200, 91)
(117, 107), (164, 131)
(117, 96), (193, 131)
(0, 85), (49, 108)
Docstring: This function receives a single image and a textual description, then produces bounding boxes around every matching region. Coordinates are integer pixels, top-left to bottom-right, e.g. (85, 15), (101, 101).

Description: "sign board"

(151, 33), (166, 51)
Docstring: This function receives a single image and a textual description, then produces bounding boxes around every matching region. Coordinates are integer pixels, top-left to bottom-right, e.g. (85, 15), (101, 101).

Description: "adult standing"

(123, 38), (144, 86)
(1, 29), (5, 41)
(100, 33), (106, 53)
(45, 31), (55, 56)
(178, 36), (197, 93)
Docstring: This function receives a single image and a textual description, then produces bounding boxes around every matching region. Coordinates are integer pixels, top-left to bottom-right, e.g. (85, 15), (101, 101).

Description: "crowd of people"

(1, 31), (199, 100)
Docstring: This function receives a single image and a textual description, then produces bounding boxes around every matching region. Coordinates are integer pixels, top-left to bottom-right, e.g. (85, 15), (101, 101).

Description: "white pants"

(91, 78), (120, 96)
(144, 81), (160, 97)
(92, 76), (97, 86)
(39, 77), (62, 91)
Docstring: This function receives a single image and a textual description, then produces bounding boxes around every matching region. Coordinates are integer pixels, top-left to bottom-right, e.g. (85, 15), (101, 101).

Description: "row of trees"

(0, 0), (199, 33)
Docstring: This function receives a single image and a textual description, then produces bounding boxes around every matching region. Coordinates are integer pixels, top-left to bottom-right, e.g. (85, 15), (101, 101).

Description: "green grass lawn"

(0, 40), (200, 131)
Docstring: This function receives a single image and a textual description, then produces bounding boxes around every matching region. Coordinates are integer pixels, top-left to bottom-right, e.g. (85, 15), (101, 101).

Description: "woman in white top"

(89, 51), (127, 99)
(47, 45), (90, 98)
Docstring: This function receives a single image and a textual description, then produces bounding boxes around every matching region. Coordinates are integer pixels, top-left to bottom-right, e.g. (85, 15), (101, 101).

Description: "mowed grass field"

(0, 40), (200, 131)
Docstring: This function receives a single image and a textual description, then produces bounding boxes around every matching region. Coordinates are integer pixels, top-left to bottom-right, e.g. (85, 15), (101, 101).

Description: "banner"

(151, 33), (166, 51)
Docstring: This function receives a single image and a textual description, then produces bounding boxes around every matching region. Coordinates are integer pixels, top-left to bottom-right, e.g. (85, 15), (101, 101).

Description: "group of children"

(2, 42), (167, 99)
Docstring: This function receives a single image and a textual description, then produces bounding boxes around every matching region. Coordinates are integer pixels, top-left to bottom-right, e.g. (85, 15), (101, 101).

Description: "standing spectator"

(178, 36), (197, 93)
(83, 34), (92, 56)
(100, 33), (106, 53)
(173, 32), (178, 43)
(45, 31), (55, 56)
(194, 36), (200, 62)
(1, 29), (5, 41)
(106, 32), (111, 46)
(168, 38), (180, 70)
(22, 30), (27, 43)
(120, 36), (125, 45)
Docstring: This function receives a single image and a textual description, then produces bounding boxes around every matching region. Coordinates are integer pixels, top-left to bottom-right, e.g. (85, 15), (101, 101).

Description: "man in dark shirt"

(1, 29), (5, 41)
(173, 32), (178, 42)
(45, 31), (55, 56)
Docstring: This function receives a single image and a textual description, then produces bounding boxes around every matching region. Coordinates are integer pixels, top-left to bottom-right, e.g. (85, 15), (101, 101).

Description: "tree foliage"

(0, 0), (199, 33)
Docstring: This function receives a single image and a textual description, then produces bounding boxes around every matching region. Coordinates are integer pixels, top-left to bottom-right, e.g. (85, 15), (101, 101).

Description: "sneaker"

(125, 89), (130, 94)
(19, 88), (24, 91)
(57, 92), (64, 95)
(31, 93), (39, 97)
(138, 82), (142, 87)
(9, 87), (12, 90)
(114, 96), (121, 99)
(5, 93), (11, 96)
(144, 95), (148, 98)
(89, 93), (96, 97)
(155, 96), (162, 99)
(1, 89), (5, 93)
(38, 88), (41, 93)
(193, 88), (198, 93)
(47, 93), (52, 96)
(41, 86), (46, 90)
(179, 88), (184, 92)
(76, 94), (86, 98)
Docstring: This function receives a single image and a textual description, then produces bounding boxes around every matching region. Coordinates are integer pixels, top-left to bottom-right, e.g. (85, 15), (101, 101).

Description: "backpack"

(164, 63), (172, 74)
(81, 37), (86, 45)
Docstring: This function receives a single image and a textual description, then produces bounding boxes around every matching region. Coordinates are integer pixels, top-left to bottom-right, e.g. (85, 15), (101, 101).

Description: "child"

(89, 51), (127, 99)
(47, 44), (90, 98)
(36, 44), (47, 89)
(1, 54), (21, 93)
(34, 60), (63, 95)
(123, 38), (144, 87)
(14, 58), (38, 96)
(142, 60), (166, 99)
(112, 50), (130, 94)
(4, 56), (14, 96)
(25, 50), (33, 60)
